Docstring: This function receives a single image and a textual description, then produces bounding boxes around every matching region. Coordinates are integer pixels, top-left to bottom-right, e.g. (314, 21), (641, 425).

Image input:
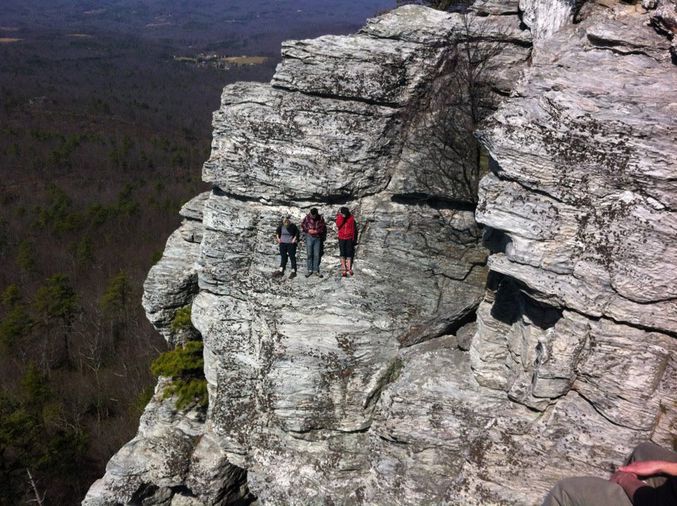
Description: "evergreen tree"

(33, 274), (78, 366)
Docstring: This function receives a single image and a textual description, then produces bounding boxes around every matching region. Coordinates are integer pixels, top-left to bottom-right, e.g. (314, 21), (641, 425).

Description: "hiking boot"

(273, 268), (284, 278)
(316, 272), (324, 278)
(289, 270), (297, 279)
(305, 272), (313, 278)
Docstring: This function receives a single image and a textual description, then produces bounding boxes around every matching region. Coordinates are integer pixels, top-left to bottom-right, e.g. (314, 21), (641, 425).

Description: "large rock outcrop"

(85, 1), (676, 505)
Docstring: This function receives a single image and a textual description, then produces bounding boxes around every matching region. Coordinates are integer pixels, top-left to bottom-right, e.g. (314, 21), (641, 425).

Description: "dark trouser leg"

(288, 243), (297, 271)
(338, 239), (346, 259)
(306, 238), (314, 272)
(346, 240), (354, 271)
(542, 477), (632, 506)
(313, 237), (322, 272)
(279, 243), (289, 270)
(308, 237), (320, 272)
(339, 240), (346, 273)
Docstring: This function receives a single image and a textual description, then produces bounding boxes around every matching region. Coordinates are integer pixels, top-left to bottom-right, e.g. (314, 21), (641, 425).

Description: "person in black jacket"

(274, 216), (300, 278)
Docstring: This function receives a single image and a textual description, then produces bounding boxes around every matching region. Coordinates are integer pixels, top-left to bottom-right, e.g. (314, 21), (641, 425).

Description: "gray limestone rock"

(362, 5), (531, 46)
(191, 192), (487, 458)
(86, 2), (676, 505)
(83, 379), (205, 506)
(141, 193), (207, 346)
(651, 0), (677, 36)
(587, 15), (673, 62)
(471, 2), (677, 500)
(272, 34), (446, 106)
(476, 12), (677, 334)
(366, 335), (541, 505)
(202, 82), (399, 203)
(519, 0), (577, 39)
(455, 321), (477, 351)
(470, 0), (521, 15)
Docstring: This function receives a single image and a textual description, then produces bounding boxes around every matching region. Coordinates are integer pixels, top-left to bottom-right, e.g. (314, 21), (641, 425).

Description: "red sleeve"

(336, 213), (345, 228)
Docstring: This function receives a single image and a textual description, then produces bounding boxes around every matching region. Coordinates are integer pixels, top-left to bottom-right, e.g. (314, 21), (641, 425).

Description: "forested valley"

(0, 32), (227, 503)
(0, 1), (392, 503)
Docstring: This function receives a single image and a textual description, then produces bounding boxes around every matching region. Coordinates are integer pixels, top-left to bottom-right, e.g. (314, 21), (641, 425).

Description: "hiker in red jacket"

(335, 207), (356, 277)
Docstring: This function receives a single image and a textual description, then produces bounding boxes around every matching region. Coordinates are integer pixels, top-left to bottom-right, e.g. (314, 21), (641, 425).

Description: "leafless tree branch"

(403, 13), (505, 206)
(26, 469), (46, 506)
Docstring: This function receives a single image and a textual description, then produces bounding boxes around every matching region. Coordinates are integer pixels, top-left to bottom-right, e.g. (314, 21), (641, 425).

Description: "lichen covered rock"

(85, 2), (676, 505)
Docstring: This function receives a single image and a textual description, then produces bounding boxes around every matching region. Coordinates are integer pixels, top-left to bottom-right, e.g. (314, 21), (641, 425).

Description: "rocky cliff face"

(85, 1), (676, 505)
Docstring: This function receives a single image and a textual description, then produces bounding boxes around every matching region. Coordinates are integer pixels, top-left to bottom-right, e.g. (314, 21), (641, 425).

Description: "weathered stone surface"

(185, 433), (251, 505)
(179, 191), (210, 222)
(83, 379), (205, 506)
(203, 82), (400, 203)
(455, 321), (476, 351)
(191, 191), (487, 454)
(204, 7), (531, 206)
(385, 9), (532, 200)
(470, 0), (520, 15)
(472, 1), (677, 500)
(476, 10), (677, 336)
(366, 336), (539, 504)
(87, 2), (676, 505)
(272, 34), (446, 106)
(141, 193), (207, 346)
(651, 0), (677, 36)
(586, 15), (673, 62)
(363, 5), (530, 46)
(272, 6), (531, 106)
(520, 0), (577, 39)
(471, 279), (674, 427)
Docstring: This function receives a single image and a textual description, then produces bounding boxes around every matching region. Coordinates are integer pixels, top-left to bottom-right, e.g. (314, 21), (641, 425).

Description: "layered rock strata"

(85, 2), (676, 505)
(473, 0), (677, 456)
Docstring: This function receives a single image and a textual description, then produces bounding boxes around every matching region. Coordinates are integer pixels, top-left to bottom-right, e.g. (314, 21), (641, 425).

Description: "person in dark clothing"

(274, 215), (299, 278)
(301, 208), (326, 278)
(542, 442), (677, 506)
(335, 207), (356, 277)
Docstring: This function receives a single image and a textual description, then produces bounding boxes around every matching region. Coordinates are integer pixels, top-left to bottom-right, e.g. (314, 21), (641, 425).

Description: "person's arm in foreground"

(611, 460), (677, 505)
(618, 460), (677, 478)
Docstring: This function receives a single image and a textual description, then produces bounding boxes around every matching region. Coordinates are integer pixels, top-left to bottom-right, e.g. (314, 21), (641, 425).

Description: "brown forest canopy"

(0, 0), (394, 503)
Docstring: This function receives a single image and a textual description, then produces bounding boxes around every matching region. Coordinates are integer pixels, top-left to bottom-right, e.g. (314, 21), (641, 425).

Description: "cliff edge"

(85, 1), (676, 504)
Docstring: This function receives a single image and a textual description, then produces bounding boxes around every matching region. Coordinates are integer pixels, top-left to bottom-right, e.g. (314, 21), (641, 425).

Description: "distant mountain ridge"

(0, 0), (392, 53)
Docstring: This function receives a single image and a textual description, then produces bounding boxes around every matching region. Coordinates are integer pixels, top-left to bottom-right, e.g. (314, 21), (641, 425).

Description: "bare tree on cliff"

(404, 13), (504, 206)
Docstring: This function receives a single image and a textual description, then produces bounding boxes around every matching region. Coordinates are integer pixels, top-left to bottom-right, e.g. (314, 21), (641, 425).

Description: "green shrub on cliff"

(151, 340), (207, 410)
(170, 305), (193, 332)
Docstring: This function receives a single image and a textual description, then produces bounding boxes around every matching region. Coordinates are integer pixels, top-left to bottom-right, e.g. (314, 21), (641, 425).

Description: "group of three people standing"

(274, 207), (356, 279)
